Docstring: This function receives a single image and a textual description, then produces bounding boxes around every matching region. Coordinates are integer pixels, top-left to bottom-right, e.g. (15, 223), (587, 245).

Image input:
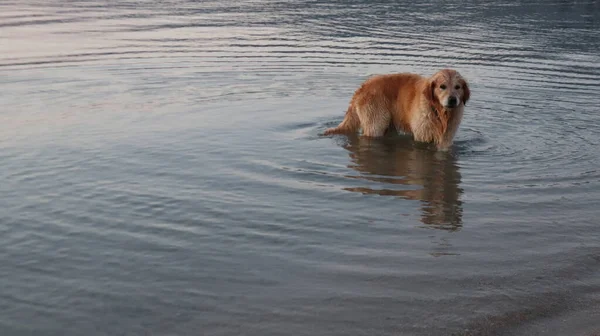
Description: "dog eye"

(455, 85), (461, 90)
(440, 84), (447, 90)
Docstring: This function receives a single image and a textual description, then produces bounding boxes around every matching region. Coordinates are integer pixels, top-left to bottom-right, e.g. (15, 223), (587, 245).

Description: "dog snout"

(447, 96), (458, 107)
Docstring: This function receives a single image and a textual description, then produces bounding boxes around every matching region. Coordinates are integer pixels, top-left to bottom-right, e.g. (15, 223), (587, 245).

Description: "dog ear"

(461, 79), (470, 106)
(423, 80), (436, 108)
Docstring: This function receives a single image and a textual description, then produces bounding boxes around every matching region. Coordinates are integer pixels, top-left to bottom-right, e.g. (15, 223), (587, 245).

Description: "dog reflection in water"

(341, 134), (463, 231)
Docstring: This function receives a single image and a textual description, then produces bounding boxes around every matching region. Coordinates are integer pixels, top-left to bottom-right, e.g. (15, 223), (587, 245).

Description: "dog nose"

(447, 96), (458, 107)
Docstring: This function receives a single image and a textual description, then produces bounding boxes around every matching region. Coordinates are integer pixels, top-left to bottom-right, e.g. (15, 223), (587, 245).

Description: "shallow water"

(1, 1), (600, 335)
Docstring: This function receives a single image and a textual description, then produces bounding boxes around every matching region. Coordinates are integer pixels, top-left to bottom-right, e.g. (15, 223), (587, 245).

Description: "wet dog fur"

(324, 69), (470, 150)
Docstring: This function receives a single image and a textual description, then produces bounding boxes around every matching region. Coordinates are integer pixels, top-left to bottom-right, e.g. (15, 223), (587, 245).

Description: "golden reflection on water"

(341, 134), (463, 231)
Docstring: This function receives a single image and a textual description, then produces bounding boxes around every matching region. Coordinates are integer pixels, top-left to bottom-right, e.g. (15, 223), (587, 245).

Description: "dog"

(324, 69), (470, 150)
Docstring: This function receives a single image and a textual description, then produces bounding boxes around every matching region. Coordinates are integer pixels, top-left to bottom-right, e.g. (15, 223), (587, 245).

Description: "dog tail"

(324, 105), (359, 135)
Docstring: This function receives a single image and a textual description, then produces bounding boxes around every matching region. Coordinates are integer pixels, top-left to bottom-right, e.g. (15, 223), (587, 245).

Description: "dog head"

(424, 69), (470, 110)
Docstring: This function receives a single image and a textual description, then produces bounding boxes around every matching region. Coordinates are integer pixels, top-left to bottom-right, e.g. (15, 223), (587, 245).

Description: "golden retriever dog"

(324, 69), (470, 150)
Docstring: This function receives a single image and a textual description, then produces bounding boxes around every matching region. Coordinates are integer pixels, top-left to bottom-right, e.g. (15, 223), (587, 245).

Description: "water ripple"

(2, 1), (600, 335)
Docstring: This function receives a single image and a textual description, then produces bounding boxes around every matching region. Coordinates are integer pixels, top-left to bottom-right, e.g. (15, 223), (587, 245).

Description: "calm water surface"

(1, 1), (600, 335)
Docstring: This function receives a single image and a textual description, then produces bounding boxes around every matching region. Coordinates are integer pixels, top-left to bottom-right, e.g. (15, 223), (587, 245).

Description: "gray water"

(1, 1), (600, 335)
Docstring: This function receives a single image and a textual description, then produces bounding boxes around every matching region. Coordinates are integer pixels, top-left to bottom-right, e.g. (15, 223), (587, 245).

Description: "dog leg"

(357, 105), (390, 137)
(436, 109), (463, 150)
